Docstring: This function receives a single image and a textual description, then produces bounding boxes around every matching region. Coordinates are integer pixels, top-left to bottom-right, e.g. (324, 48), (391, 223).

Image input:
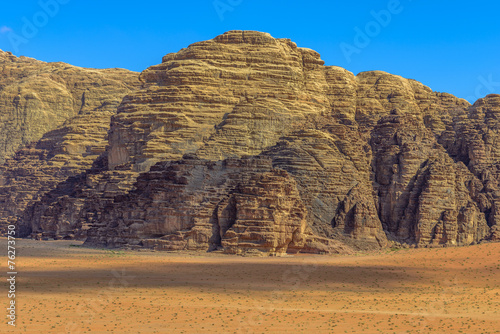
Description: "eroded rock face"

(261, 127), (387, 250)
(2, 31), (499, 254)
(440, 94), (500, 241)
(84, 157), (353, 255)
(0, 50), (139, 162)
(108, 31), (331, 172)
(0, 51), (140, 233)
(371, 112), (489, 246)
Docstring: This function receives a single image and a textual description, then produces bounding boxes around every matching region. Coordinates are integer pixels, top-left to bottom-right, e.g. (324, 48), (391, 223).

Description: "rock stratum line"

(0, 31), (499, 255)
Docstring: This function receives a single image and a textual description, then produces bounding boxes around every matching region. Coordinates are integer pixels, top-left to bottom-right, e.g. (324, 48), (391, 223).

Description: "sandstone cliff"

(439, 94), (500, 241)
(0, 50), (140, 232)
(1, 31), (498, 254)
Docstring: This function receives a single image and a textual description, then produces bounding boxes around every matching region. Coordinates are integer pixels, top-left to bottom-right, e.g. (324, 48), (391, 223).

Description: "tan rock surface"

(371, 111), (489, 246)
(440, 94), (500, 240)
(83, 156), (352, 255)
(2, 31), (498, 252)
(0, 50), (139, 161)
(0, 51), (140, 233)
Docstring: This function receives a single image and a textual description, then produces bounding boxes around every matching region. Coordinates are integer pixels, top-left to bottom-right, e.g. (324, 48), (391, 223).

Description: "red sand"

(3, 239), (499, 333)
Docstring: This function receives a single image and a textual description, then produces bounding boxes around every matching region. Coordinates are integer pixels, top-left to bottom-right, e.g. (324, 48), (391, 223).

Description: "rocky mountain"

(1, 31), (498, 255)
(0, 50), (140, 232)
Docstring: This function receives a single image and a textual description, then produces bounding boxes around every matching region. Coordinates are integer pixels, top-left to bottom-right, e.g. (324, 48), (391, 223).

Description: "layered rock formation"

(0, 50), (139, 162)
(0, 50), (140, 233)
(1, 31), (499, 254)
(85, 156), (353, 255)
(439, 94), (500, 241)
(371, 111), (489, 246)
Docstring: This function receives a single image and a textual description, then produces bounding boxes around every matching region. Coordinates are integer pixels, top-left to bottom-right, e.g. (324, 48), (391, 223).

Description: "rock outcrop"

(1, 31), (498, 254)
(84, 156), (353, 255)
(371, 111), (489, 246)
(0, 50), (139, 162)
(0, 50), (140, 233)
(439, 94), (500, 241)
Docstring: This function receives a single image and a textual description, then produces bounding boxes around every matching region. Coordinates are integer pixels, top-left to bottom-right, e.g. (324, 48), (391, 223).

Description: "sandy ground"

(1, 238), (499, 334)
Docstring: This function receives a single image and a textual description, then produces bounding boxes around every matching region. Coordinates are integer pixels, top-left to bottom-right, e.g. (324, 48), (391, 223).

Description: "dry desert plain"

(2, 238), (499, 334)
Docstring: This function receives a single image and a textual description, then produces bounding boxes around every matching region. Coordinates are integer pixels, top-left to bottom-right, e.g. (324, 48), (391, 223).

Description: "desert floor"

(2, 239), (499, 334)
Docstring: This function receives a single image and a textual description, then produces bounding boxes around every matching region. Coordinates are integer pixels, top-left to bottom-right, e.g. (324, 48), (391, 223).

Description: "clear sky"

(0, 0), (499, 103)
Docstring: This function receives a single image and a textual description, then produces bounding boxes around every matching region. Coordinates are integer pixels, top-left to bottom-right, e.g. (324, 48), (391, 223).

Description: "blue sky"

(0, 0), (499, 103)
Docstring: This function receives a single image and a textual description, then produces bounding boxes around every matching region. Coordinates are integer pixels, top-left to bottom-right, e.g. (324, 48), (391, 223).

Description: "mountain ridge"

(1, 31), (498, 255)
